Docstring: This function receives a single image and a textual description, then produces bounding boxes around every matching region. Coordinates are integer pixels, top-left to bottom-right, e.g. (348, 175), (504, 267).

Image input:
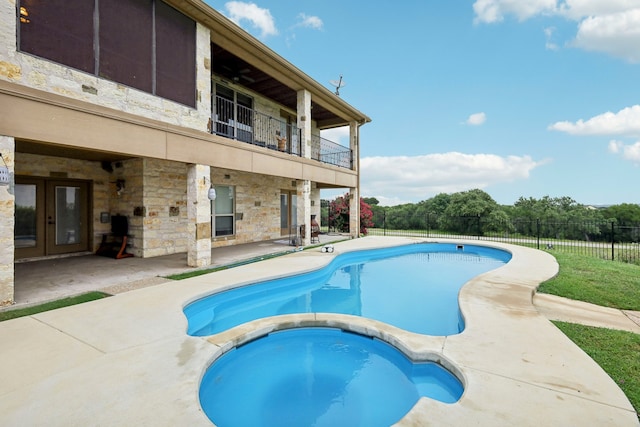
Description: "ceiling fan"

(222, 64), (255, 84)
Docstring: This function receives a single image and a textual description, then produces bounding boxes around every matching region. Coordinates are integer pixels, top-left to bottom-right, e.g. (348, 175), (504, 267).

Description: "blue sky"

(205, 0), (640, 206)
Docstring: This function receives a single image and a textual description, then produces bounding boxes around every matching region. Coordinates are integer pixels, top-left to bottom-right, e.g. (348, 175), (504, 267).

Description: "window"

(213, 84), (253, 142)
(18, 0), (196, 107)
(212, 186), (235, 237)
(19, 0), (95, 73)
(156, 0), (196, 106)
(98, 0), (153, 93)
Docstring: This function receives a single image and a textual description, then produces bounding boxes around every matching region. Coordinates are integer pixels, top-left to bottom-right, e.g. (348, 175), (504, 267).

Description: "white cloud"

(572, 9), (640, 63)
(359, 153), (544, 206)
(609, 140), (640, 164)
(549, 105), (640, 136)
(558, 0), (639, 20)
(320, 126), (350, 145)
(473, 1), (640, 62)
(544, 27), (559, 50)
(296, 13), (323, 30)
(466, 112), (487, 125)
(224, 2), (278, 38)
(473, 0), (557, 24)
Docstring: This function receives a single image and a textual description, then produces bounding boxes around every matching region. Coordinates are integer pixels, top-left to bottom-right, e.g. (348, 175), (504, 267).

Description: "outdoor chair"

(96, 214), (134, 259)
(310, 222), (320, 243)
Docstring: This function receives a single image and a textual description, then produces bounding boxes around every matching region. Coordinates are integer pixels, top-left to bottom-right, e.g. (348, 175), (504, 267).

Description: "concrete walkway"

(534, 293), (640, 334)
(1, 237), (638, 426)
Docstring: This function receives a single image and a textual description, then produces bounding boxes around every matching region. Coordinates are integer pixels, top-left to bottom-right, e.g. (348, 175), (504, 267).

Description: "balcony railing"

(213, 95), (352, 169)
(311, 134), (353, 169)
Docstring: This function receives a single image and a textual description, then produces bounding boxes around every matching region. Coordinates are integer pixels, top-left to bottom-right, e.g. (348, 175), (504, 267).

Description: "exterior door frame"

(15, 176), (92, 259)
(280, 190), (297, 237)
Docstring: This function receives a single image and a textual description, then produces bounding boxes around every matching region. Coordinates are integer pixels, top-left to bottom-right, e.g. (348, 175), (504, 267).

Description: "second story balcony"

(212, 95), (353, 170)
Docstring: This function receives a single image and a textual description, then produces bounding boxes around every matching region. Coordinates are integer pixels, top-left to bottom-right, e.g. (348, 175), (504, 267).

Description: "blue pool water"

(185, 243), (510, 336)
(199, 328), (464, 427)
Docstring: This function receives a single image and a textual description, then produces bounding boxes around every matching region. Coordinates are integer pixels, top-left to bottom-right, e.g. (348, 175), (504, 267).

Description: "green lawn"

(538, 251), (640, 311)
(0, 291), (110, 322)
(539, 252), (640, 418)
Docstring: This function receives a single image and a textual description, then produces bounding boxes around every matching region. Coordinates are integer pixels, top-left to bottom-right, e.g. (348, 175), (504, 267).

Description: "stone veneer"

(0, 135), (14, 305)
(13, 154), (321, 258)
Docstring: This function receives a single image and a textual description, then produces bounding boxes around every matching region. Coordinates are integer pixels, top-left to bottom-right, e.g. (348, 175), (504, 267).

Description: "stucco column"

(297, 89), (312, 244)
(187, 164), (211, 267)
(0, 136), (15, 306)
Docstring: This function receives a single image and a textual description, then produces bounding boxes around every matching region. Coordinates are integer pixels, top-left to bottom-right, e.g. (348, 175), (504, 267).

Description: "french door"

(15, 177), (90, 259)
(280, 191), (297, 237)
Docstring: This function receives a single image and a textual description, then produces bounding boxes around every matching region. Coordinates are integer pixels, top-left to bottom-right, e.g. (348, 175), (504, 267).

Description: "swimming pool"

(184, 242), (510, 336)
(200, 327), (464, 427)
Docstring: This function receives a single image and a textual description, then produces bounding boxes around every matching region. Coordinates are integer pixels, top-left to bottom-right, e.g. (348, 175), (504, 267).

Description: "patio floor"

(12, 234), (343, 307)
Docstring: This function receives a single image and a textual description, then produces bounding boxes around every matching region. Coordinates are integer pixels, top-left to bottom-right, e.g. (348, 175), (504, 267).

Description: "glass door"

(280, 191), (297, 237)
(14, 177), (90, 258)
(46, 181), (89, 255)
(14, 178), (45, 258)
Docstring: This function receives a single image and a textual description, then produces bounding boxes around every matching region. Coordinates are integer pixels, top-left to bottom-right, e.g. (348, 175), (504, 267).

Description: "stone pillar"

(349, 121), (360, 239)
(187, 164), (211, 267)
(0, 136), (15, 306)
(349, 187), (359, 239)
(297, 180), (311, 245)
(297, 89), (312, 159)
(297, 89), (313, 244)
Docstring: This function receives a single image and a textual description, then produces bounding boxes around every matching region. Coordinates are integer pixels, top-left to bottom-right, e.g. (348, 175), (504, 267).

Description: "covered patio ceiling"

(211, 42), (352, 129)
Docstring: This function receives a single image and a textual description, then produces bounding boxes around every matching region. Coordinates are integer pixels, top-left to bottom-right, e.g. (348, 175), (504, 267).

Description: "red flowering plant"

(329, 193), (374, 235)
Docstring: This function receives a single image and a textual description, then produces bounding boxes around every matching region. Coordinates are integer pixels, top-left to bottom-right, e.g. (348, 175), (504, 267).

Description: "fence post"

(383, 209), (387, 237)
(477, 215), (481, 240)
(536, 218), (540, 249)
(426, 212), (430, 238)
(611, 221), (615, 261)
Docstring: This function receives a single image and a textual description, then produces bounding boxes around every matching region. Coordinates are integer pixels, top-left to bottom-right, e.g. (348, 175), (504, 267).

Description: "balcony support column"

(349, 121), (360, 238)
(187, 164), (212, 267)
(297, 89), (312, 160)
(296, 90), (312, 244)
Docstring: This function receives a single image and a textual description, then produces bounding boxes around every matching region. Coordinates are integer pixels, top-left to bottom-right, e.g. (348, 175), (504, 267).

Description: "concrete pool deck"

(0, 237), (638, 426)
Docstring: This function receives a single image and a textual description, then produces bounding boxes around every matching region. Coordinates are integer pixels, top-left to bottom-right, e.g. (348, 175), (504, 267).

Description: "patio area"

(11, 234), (344, 307)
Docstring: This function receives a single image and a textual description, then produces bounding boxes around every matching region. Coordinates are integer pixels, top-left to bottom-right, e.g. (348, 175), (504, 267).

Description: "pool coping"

(0, 236), (638, 426)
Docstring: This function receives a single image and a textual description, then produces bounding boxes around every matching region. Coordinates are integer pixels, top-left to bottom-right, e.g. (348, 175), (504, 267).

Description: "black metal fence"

(366, 211), (640, 265)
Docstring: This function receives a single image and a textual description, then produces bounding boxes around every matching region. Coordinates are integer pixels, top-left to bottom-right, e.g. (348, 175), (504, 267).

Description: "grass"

(538, 251), (640, 310)
(553, 321), (640, 418)
(539, 251), (640, 418)
(0, 291), (111, 322)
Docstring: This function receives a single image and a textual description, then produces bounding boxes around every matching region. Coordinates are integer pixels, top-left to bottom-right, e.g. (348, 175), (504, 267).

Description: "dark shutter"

(155, 0), (196, 107)
(19, 0), (95, 73)
(98, 0), (153, 92)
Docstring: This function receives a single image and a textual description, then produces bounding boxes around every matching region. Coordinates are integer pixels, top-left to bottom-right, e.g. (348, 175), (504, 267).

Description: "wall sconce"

(114, 179), (125, 196)
(208, 187), (217, 200)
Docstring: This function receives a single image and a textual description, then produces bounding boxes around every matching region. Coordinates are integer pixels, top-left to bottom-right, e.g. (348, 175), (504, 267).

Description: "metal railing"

(311, 134), (353, 169)
(213, 95), (352, 169)
(365, 211), (640, 265)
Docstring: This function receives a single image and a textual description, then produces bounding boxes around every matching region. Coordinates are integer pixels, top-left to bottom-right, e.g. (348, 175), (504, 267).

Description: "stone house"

(0, 0), (370, 305)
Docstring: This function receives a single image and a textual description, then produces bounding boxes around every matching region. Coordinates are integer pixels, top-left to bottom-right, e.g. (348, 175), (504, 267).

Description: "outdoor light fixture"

(208, 187), (217, 200)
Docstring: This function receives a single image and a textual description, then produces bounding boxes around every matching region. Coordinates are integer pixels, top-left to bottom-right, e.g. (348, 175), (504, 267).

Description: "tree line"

(326, 189), (640, 242)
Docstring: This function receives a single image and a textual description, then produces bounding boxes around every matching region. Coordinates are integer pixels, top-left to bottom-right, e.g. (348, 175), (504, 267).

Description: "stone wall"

(0, 135), (14, 305)
(15, 152), (113, 249)
(139, 159), (188, 257)
(0, 1), (211, 131)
